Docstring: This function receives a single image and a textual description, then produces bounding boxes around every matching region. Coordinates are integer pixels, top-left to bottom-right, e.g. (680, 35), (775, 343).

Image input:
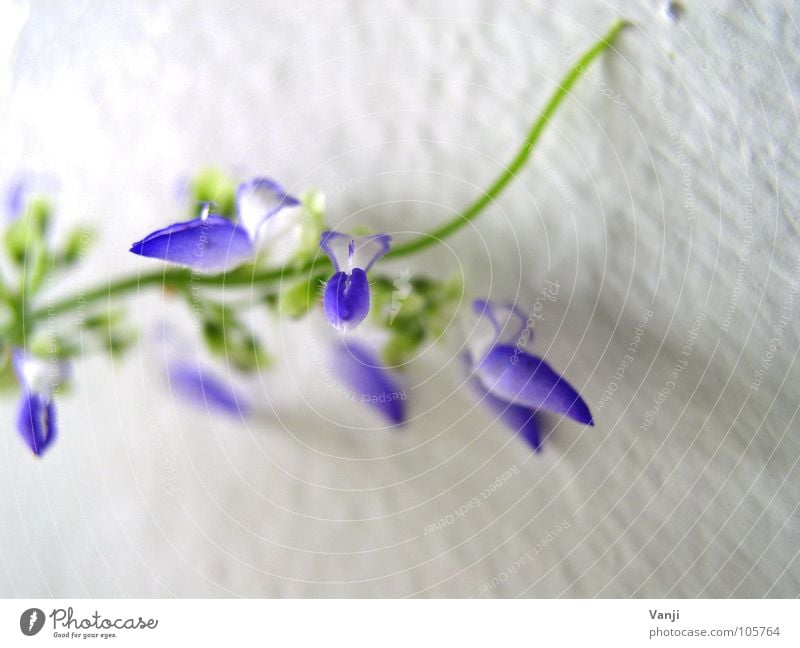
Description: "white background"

(0, 0), (798, 597)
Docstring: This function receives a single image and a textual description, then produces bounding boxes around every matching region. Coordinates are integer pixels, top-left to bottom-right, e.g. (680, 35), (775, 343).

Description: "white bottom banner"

(0, 599), (796, 647)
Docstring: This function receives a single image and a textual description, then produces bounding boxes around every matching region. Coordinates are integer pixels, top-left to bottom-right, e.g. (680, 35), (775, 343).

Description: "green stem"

(32, 20), (626, 322)
(387, 19), (628, 258)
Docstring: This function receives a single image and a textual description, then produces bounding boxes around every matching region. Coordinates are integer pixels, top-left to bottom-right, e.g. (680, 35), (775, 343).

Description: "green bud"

(383, 327), (425, 366)
(61, 226), (95, 265)
(104, 331), (138, 356)
(392, 290), (425, 321)
(291, 190), (327, 265)
(4, 198), (52, 266)
(302, 189), (326, 221)
(30, 333), (79, 360)
(27, 198), (53, 238)
(83, 308), (129, 331)
(0, 350), (17, 393)
(368, 281), (393, 325)
(202, 317), (227, 357)
(426, 275), (464, 337)
(226, 333), (269, 372)
(200, 302), (269, 372)
(278, 274), (324, 319)
(81, 308), (137, 358)
(190, 168), (237, 218)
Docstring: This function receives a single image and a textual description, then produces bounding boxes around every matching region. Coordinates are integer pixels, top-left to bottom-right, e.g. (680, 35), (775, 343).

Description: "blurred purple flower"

(130, 177), (299, 273)
(330, 341), (406, 425)
(467, 299), (593, 451)
(320, 231), (390, 332)
(167, 360), (250, 417)
(12, 350), (69, 456)
(5, 180), (26, 219)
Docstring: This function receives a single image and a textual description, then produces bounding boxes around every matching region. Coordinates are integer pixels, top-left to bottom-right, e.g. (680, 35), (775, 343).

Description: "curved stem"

(386, 19), (628, 258)
(32, 20), (626, 322)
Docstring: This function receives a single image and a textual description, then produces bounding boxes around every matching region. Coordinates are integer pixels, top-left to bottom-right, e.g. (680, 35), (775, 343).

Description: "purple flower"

(130, 177), (299, 273)
(167, 360), (251, 417)
(468, 372), (544, 451)
(330, 341), (406, 425)
(320, 231), (390, 331)
(12, 350), (69, 456)
(468, 299), (593, 451)
(5, 179), (27, 219)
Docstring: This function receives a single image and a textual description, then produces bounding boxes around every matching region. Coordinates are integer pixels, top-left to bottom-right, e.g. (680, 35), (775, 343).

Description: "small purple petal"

(130, 214), (253, 273)
(320, 231), (391, 273)
(11, 348), (26, 382)
(330, 342), (406, 425)
(5, 180), (26, 219)
(17, 392), (57, 456)
(468, 374), (542, 451)
(323, 269), (371, 331)
(236, 177), (300, 240)
(475, 344), (593, 425)
(167, 361), (250, 417)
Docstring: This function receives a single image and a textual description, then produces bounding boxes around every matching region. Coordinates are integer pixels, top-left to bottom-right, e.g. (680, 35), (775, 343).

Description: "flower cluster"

(0, 171), (594, 456)
(128, 173), (593, 450)
(0, 181), (87, 456)
(1, 22), (627, 457)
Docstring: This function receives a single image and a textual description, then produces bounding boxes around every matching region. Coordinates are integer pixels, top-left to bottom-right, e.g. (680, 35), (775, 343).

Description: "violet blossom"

(130, 177), (299, 273)
(13, 350), (69, 456)
(320, 231), (390, 331)
(467, 299), (593, 451)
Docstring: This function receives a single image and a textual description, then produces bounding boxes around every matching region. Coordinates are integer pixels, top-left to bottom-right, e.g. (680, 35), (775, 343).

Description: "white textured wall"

(0, 0), (798, 597)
